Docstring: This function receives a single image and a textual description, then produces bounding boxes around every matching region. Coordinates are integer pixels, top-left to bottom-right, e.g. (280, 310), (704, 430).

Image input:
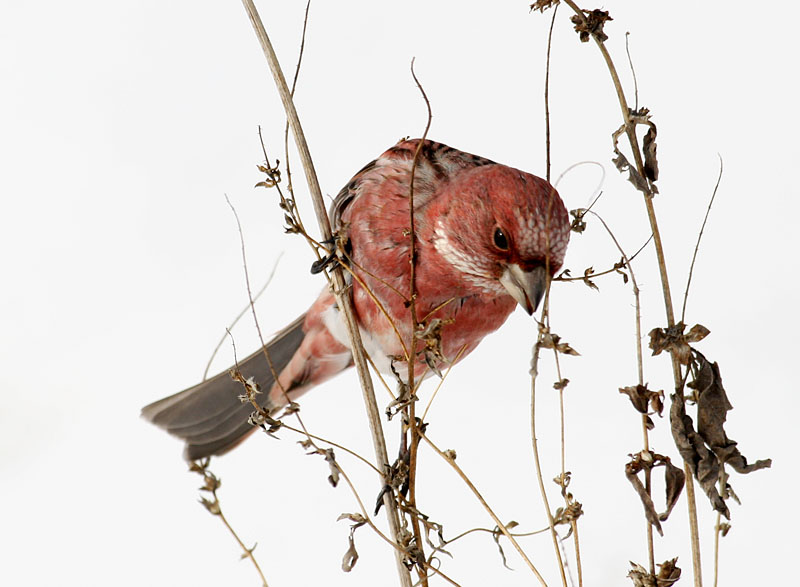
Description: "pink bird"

(143, 139), (570, 460)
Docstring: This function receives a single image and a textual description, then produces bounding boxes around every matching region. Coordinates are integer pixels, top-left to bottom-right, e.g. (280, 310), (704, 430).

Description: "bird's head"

(429, 164), (570, 314)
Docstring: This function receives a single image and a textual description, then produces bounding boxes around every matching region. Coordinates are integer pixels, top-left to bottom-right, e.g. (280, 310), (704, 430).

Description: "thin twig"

(682, 156), (723, 323)
(544, 4), (559, 182)
(418, 429), (548, 585)
(625, 32), (639, 112)
(239, 3), (410, 584)
(530, 312), (569, 587)
(195, 463), (270, 587)
(405, 58), (434, 587)
(588, 209), (654, 572)
(282, 0), (312, 211)
(203, 253), (283, 380)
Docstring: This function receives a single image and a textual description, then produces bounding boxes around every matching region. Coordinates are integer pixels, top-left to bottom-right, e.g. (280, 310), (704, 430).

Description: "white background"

(2, 1), (796, 585)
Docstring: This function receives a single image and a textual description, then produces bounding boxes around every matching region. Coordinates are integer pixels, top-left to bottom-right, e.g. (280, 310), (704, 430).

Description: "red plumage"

(143, 139), (570, 459)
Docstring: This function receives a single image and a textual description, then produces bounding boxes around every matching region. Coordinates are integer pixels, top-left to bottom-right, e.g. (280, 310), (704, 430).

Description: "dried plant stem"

(562, 2), (702, 583)
(202, 253), (282, 380)
(217, 496), (269, 585)
(549, 341), (583, 586)
(530, 334), (568, 587)
(682, 157), (723, 323)
(240, 2), (411, 585)
(589, 209), (655, 573)
(418, 429), (548, 585)
(543, 3), (558, 183)
(403, 59), (434, 587)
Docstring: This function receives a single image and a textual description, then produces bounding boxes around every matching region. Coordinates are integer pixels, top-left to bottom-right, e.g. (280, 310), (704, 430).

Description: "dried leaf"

(649, 322), (707, 365)
(612, 120), (659, 196)
(626, 457), (664, 536)
(325, 448), (340, 488)
(656, 558), (681, 586)
(692, 353), (772, 476)
(627, 562), (654, 587)
(671, 392), (729, 516)
(492, 521), (519, 570)
(530, 0), (559, 13)
(554, 378), (570, 391)
(582, 266), (599, 291)
(199, 496), (220, 516)
(660, 457), (685, 522)
(337, 513), (367, 527)
(570, 208), (587, 233)
(341, 532), (359, 572)
(643, 123), (659, 182)
(620, 383), (664, 416)
(685, 323), (711, 343)
(571, 9), (613, 43)
(613, 257), (630, 283)
(539, 332), (581, 356)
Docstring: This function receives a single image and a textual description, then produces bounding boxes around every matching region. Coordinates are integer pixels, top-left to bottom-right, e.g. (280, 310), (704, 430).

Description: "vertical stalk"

(240, 2), (411, 585)
(561, 2), (703, 584)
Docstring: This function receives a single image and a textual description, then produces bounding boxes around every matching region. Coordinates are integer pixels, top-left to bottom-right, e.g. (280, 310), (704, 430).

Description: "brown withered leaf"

(338, 513), (366, 572)
(582, 266), (599, 290)
(626, 452), (685, 530)
(570, 208), (587, 233)
(671, 392), (728, 516)
(671, 351), (771, 517)
(337, 512), (367, 526)
(649, 322), (709, 365)
(612, 119), (659, 196)
(691, 352), (772, 476)
(625, 456), (663, 536)
(656, 558), (681, 586)
(571, 9), (613, 43)
(341, 532), (359, 572)
(539, 332), (581, 356)
(660, 457), (685, 522)
(627, 562), (654, 587)
(685, 323), (711, 343)
(530, 0), (559, 12)
(324, 448), (340, 488)
(492, 521), (520, 570)
(628, 557), (681, 587)
(620, 383), (664, 417)
(614, 257), (629, 284)
(643, 123), (659, 182)
(554, 378), (570, 390)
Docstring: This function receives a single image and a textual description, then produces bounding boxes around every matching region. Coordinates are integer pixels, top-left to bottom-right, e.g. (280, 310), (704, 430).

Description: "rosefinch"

(143, 139), (570, 459)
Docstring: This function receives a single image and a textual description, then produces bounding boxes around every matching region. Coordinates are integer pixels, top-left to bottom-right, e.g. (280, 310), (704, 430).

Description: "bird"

(142, 138), (570, 460)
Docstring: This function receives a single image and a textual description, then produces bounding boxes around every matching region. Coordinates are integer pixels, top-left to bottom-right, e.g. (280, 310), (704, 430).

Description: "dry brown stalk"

(239, 2), (411, 584)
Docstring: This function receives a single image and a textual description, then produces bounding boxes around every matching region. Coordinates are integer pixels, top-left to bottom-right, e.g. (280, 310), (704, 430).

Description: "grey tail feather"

(142, 314), (307, 461)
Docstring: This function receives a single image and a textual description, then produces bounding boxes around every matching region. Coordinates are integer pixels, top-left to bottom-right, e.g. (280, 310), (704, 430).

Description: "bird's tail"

(141, 314), (307, 460)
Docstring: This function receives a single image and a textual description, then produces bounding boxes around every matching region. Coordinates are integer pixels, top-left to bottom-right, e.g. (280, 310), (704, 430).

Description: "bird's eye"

(493, 227), (509, 251)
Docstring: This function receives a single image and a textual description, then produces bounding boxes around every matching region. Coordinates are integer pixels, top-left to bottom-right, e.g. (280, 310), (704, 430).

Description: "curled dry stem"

(403, 58), (433, 587)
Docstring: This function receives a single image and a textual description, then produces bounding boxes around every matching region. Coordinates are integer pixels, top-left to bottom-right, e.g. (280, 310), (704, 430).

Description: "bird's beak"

(499, 264), (548, 315)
